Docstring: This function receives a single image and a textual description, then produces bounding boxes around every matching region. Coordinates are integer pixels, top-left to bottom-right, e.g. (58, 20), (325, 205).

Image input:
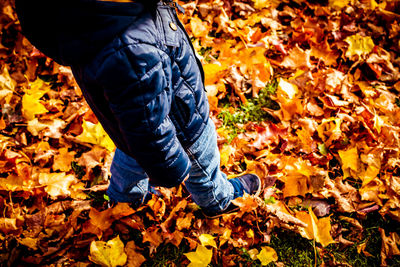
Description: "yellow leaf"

(0, 67), (15, 104)
(252, 0), (268, 9)
(220, 144), (235, 168)
(247, 248), (259, 260)
(361, 165), (380, 186)
(315, 214), (335, 247)
(70, 182), (87, 200)
(203, 63), (226, 86)
(22, 79), (51, 120)
(251, 0), (280, 9)
(282, 175), (310, 198)
(28, 79), (50, 95)
(296, 128), (313, 153)
(22, 94), (48, 120)
(53, 148), (76, 172)
(373, 114), (385, 133)
(344, 34), (375, 58)
(184, 245), (213, 267)
(18, 237), (38, 250)
(246, 229), (254, 239)
(329, 0), (351, 9)
(77, 120), (115, 151)
(277, 78), (298, 100)
(199, 234), (217, 248)
(296, 208), (335, 247)
(338, 146), (359, 173)
(256, 246), (278, 266)
(38, 172), (77, 198)
(219, 228), (231, 247)
(89, 236), (127, 267)
(317, 118), (342, 144)
(190, 16), (209, 38)
(0, 174), (27, 191)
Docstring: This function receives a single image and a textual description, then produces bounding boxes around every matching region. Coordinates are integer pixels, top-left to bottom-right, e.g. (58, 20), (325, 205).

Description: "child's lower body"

(107, 118), (261, 217)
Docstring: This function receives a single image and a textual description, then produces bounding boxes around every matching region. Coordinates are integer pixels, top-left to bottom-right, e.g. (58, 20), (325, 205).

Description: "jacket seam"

(93, 38), (166, 78)
(173, 62), (202, 119)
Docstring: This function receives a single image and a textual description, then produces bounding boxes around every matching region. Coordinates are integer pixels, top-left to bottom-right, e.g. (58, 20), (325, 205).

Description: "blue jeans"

(107, 119), (235, 213)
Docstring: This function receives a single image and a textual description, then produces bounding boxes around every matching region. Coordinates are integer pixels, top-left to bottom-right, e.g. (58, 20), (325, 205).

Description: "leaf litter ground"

(1, 0), (400, 266)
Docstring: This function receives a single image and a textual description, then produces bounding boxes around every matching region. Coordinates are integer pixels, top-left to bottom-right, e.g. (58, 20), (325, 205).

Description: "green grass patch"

(218, 80), (280, 142)
(324, 212), (400, 266)
(142, 242), (189, 267)
(269, 230), (318, 266)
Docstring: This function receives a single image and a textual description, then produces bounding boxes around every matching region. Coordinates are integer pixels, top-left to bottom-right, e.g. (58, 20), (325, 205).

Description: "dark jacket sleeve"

(95, 42), (191, 187)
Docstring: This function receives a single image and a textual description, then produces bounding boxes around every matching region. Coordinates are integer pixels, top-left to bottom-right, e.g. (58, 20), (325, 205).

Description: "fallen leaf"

(125, 241), (146, 267)
(231, 193), (259, 213)
(338, 146), (359, 175)
(190, 16), (210, 38)
(247, 248), (259, 260)
(176, 212), (194, 231)
(0, 218), (18, 233)
(357, 242), (373, 257)
(76, 120), (115, 151)
(53, 147), (76, 172)
(0, 67), (15, 105)
(282, 175), (311, 198)
(21, 79), (51, 120)
(329, 0), (351, 9)
(219, 228), (232, 247)
(199, 234), (217, 248)
(142, 226), (163, 249)
(184, 245), (213, 267)
(38, 172), (77, 198)
(88, 203), (136, 232)
(256, 246), (278, 266)
(296, 207), (335, 247)
(27, 118), (66, 138)
(89, 236), (127, 267)
(380, 228), (400, 266)
(18, 237), (39, 250)
(280, 45), (312, 69)
(344, 34), (375, 59)
(277, 78), (298, 100)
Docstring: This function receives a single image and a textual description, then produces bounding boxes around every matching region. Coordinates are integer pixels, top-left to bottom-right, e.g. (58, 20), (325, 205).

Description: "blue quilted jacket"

(16, 0), (209, 187)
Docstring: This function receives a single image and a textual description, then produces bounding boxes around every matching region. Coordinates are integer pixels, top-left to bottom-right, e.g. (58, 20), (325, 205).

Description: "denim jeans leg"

(184, 119), (234, 213)
(107, 148), (149, 204)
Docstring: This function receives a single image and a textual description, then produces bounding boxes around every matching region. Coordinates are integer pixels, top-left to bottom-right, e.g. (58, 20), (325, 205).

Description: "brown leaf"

(380, 228), (400, 266)
(125, 241), (146, 267)
(280, 45), (312, 69)
(88, 203), (136, 233)
(77, 145), (108, 179)
(0, 218), (18, 233)
(176, 212), (194, 231)
(142, 226), (163, 254)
